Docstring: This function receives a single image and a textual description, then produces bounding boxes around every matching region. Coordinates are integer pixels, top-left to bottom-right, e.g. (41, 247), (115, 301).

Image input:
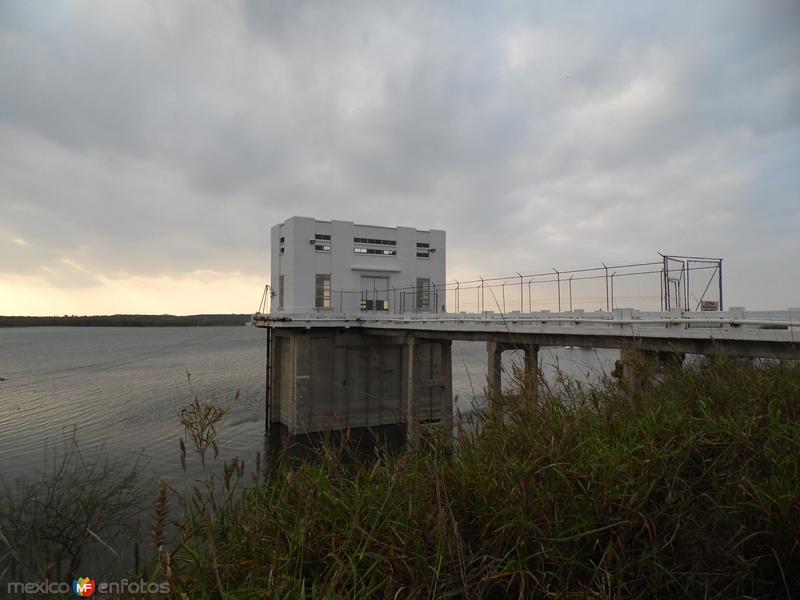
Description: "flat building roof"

(278, 216), (439, 233)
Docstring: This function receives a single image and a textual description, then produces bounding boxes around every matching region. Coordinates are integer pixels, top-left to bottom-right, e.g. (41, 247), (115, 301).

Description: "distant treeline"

(0, 314), (252, 327)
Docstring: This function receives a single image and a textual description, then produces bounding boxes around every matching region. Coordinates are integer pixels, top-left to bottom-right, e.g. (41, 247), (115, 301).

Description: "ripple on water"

(0, 328), (618, 482)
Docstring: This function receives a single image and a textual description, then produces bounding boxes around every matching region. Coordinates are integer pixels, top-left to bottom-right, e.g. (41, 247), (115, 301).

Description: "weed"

(165, 358), (800, 598)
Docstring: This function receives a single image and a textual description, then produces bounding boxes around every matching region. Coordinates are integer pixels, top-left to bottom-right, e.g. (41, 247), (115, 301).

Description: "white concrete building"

(271, 216), (446, 314)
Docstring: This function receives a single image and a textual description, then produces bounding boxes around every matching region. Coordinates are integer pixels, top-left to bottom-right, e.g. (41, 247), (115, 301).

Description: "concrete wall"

(271, 216), (446, 314)
(272, 329), (453, 435)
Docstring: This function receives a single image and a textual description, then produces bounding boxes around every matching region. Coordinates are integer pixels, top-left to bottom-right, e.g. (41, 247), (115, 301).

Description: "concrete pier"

(271, 329), (452, 436)
(257, 308), (800, 439)
(619, 348), (686, 391)
(486, 341), (539, 397)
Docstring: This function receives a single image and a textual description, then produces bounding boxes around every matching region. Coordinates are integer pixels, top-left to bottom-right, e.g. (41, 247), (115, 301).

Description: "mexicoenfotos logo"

(72, 577), (96, 597)
(6, 577), (169, 596)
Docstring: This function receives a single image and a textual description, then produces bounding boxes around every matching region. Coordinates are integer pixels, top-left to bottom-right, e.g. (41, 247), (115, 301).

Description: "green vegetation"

(0, 434), (144, 583)
(0, 314), (251, 327)
(1, 358), (798, 598)
(162, 357), (800, 599)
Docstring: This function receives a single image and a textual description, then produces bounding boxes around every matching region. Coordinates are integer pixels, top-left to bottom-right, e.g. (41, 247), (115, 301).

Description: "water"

(0, 327), (266, 486)
(0, 327), (620, 483)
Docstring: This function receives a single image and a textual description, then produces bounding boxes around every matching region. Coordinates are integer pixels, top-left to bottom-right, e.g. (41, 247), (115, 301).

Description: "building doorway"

(360, 276), (389, 312)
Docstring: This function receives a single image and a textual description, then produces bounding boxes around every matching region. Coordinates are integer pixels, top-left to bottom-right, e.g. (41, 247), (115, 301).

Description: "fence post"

(611, 272), (617, 310)
(528, 279), (533, 312)
(569, 275), (574, 312)
(553, 268), (561, 312)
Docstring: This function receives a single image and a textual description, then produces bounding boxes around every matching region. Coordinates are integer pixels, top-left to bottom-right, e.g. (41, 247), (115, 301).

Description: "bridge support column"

(523, 344), (539, 398)
(487, 341), (503, 394)
(406, 335), (453, 433)
(487, 342), (539, 398)
(619, 349), (643, 391)
(619, 349), (685, 391)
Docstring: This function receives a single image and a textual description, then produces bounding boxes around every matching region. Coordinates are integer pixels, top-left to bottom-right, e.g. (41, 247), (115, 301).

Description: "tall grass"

(0, 433), (144, 583)
(164, 357), (800, 599)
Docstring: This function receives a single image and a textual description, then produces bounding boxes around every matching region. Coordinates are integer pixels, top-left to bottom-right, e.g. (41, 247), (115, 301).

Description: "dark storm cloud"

(0, 0), (798, 307)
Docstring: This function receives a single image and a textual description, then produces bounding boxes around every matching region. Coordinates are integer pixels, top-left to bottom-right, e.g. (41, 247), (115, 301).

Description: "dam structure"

(255, 217), (800, 438)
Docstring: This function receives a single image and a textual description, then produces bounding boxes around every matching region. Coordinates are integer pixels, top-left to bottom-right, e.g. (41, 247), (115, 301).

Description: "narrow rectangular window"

(278, 274), (284, 309)
(416, 278), (430, 311)
(354, 247), (396, 255)
(315, 234), (331, 241)
(315, 274), (331, 309)
(280, 236), (285, 244)
(416, 242), (429, 248)
(353, 237), (396, 246)
(416, 251), (429, 259)
(315, 244), (331, 252)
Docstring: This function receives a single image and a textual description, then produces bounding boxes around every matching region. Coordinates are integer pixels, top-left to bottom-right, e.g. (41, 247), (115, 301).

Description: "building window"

(315, 274), (331, 309)
(315, 244), (331, 252)
(416, 251), (429, 259)
(353, 237), (396, 246)
(416, 278), (430, 311)
(280, 236), (285, 244)
(315, 234), (331, 241)
(416, 242), (429, 248)
(278, 275), (284, 309)
(354, 247), (396, 255)
(361, 299), (388, 311)
(280, 246), (285, 254)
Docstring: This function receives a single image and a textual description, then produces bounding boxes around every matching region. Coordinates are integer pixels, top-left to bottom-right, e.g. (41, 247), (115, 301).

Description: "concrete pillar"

(440, 340), (453, 428)
(405, 335), (416, 436)
(656, 350), (685, 370)
(269, 333), (280, 429)
(619, 349), (645, 391)
(332, 340), (347, 429)
(487, 342), (540, 397)
(619, 348), (685, 391)
(523, 344), (539, 398)
(267, 333), (284, 462)
(486, 341), (503, 394)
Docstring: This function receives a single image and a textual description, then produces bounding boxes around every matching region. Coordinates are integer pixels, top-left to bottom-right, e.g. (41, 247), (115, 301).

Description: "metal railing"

(257, 255), (724, 316)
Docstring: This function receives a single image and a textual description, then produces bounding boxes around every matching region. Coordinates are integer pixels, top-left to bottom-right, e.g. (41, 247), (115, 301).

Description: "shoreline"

(0, 314), (252, 327)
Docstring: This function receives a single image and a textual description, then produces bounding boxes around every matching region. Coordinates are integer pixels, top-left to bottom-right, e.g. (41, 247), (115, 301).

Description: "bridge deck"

(253, 309), (800, 359)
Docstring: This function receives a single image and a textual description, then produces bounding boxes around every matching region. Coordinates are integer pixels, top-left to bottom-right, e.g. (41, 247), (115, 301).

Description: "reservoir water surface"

(0, 326), (619, 484)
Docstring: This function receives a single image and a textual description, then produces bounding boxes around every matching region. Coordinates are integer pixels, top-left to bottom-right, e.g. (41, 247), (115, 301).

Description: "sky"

(1, 0), (798, 315)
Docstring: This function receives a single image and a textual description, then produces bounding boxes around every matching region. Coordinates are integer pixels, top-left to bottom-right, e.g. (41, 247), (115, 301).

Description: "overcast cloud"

(1, 0), (798, 314)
